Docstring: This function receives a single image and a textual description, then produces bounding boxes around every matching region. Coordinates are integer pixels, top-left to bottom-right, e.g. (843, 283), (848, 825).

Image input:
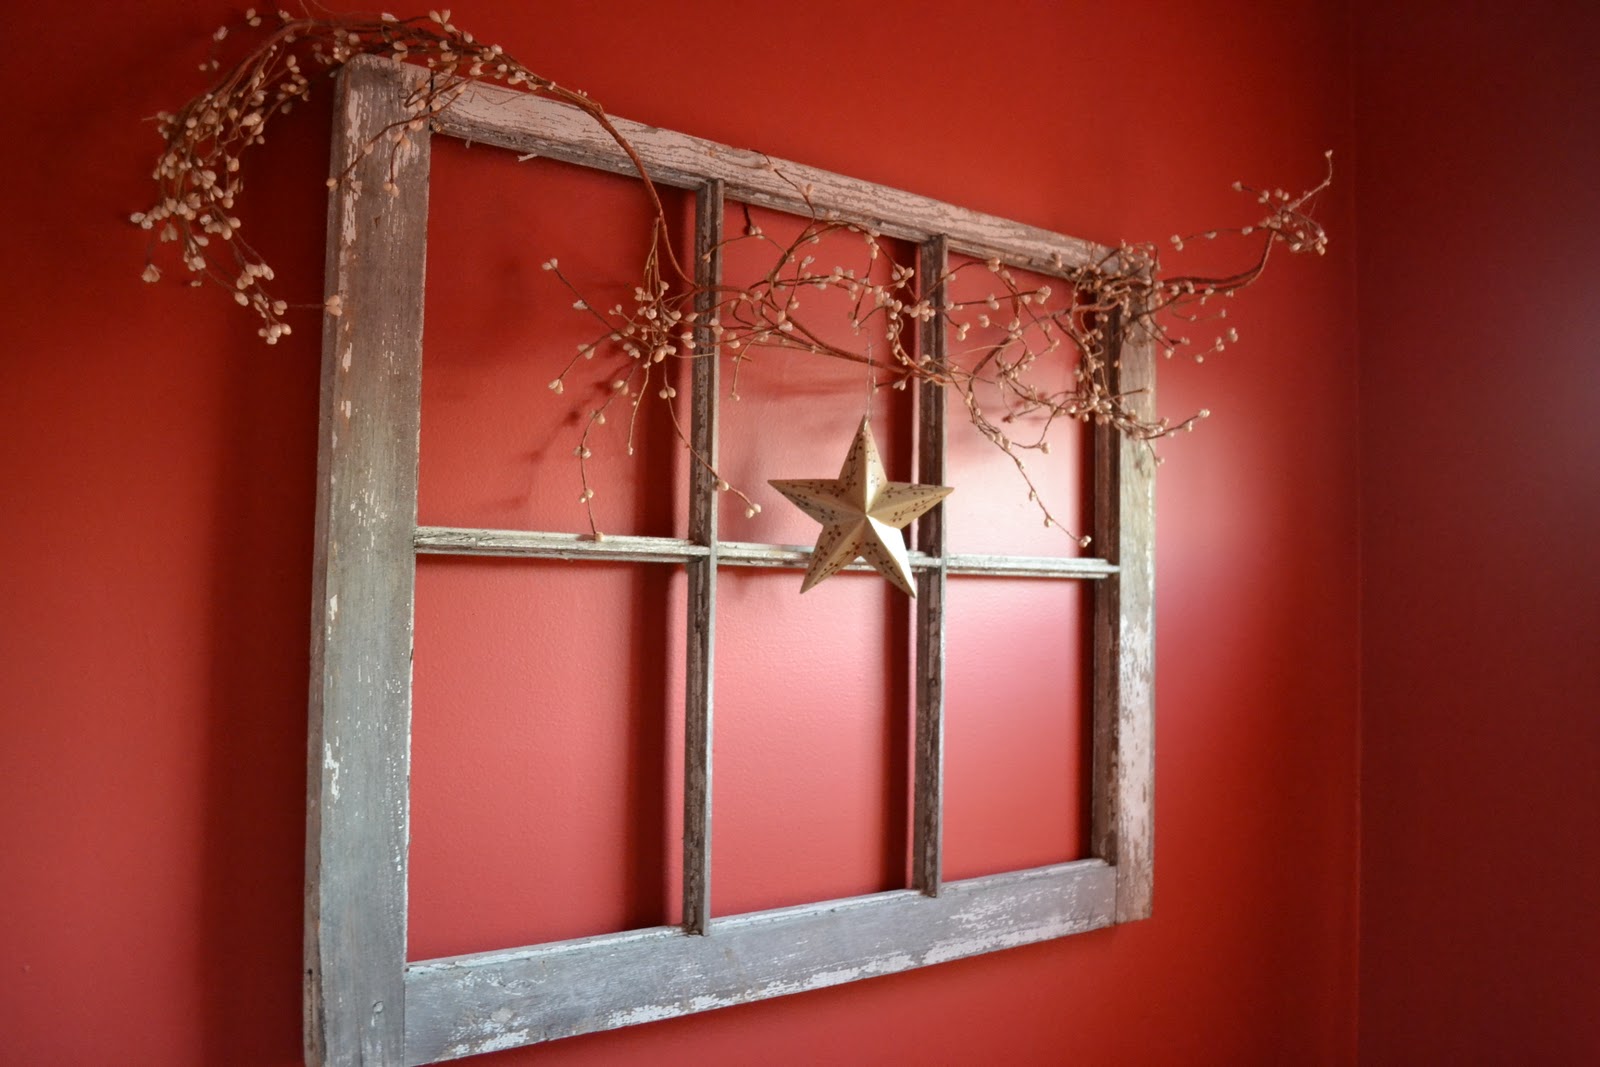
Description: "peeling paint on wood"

(305, 57), (431, 1067)
(404, 862), (1115, 1064)
(404, 65), (1112, 279)
(1091, 305), (1157, 923)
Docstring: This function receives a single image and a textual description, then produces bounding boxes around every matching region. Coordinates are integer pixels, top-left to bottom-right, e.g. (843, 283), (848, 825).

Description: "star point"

(769, 417), (953, 596)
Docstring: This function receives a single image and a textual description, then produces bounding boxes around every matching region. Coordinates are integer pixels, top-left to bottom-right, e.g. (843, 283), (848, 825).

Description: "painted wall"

(1354, 3), (1600, 1061)
(2, 2), (1358, 1064)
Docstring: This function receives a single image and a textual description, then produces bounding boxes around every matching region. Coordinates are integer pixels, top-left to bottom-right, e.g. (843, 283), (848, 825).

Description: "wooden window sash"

(307, 55), (1155, 1067)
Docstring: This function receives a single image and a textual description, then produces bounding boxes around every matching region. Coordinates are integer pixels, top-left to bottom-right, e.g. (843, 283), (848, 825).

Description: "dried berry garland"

(135, 9), (1331, 543)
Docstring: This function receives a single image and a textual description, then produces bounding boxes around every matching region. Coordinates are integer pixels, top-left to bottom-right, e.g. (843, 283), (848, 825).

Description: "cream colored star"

(769, 417), (953, 596)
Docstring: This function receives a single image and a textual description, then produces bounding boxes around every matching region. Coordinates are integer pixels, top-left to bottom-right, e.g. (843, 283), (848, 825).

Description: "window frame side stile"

(1090, 304), (1157, 922)
(306, 57), (432, 1067)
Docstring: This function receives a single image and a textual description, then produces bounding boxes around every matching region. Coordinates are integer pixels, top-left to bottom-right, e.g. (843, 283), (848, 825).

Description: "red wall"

(1354, 3), (1600, 1061)
(2, 2), (1359, 1063)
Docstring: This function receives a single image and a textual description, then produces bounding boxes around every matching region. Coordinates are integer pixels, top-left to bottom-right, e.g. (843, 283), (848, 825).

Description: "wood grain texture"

(681, 180), (723, 935)
(413, 67), (1111, 278)
(1090, 308), (1157, 922)
(912, 236), (950, 896)
(404, 860), (1116, 1063)
(305, 56), (431, 1067)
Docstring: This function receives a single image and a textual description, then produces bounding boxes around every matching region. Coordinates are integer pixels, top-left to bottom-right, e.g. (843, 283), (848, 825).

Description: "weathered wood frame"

(306, 56), (1155, 1067)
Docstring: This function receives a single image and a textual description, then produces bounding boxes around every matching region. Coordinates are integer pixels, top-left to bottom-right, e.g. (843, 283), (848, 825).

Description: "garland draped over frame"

(134, 9), (1331, 543)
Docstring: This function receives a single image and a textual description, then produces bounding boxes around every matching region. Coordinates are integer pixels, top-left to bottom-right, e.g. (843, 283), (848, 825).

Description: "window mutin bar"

(912, 234), (950, 896)
(682, 178), (724, 935)
(414, 527), (710, 563)
(413, 526), (1119, 580)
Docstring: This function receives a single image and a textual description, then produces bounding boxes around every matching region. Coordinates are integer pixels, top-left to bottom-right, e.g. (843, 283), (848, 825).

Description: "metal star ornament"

(769, 417), (953, 596)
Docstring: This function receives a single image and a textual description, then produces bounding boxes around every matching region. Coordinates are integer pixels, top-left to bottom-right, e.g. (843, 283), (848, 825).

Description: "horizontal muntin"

(414, 525), (1118, 578)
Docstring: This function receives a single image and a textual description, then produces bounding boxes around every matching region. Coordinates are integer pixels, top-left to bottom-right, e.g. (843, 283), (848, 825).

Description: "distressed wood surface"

(681, 180), (723, 936)
(415, 527), (708, 563)
(404, 860), (1115, 1063)
(415, 67), (1110, 278)
(414, 526), (1117, 579)
(912, 236), (950, 896)
(305, 56), (431, 1067)
(940, 553), (1116, 579)
(1089, 307), (1157, 922)
(305, 56), (1159, 1067)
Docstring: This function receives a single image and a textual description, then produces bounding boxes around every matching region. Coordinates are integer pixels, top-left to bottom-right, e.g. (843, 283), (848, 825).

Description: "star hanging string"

(769, 417), (953, 596)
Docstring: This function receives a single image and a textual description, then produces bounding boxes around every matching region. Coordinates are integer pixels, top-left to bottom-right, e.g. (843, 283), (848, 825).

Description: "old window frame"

(306, 56), (1154, 1067)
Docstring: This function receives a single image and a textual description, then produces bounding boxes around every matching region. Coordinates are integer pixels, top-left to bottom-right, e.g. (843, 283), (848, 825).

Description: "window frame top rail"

(412, 64), (1116, 279)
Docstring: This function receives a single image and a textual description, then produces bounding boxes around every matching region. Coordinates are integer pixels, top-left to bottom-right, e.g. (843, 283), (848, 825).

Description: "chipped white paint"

(306, 56), (430, 1067)
(447, 1030), (528, 1058)
(323, 743), (342, 802)
(403, 863), (1115, 1063)
(923, 919), (1090, 966)
(340, 196), (360, 247)
(606, 1004), (678, 1027)
(802, 954), (917, 989)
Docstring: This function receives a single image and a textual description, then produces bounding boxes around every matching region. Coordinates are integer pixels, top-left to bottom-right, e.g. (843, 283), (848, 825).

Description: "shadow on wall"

(198, 95), (330, 1066)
